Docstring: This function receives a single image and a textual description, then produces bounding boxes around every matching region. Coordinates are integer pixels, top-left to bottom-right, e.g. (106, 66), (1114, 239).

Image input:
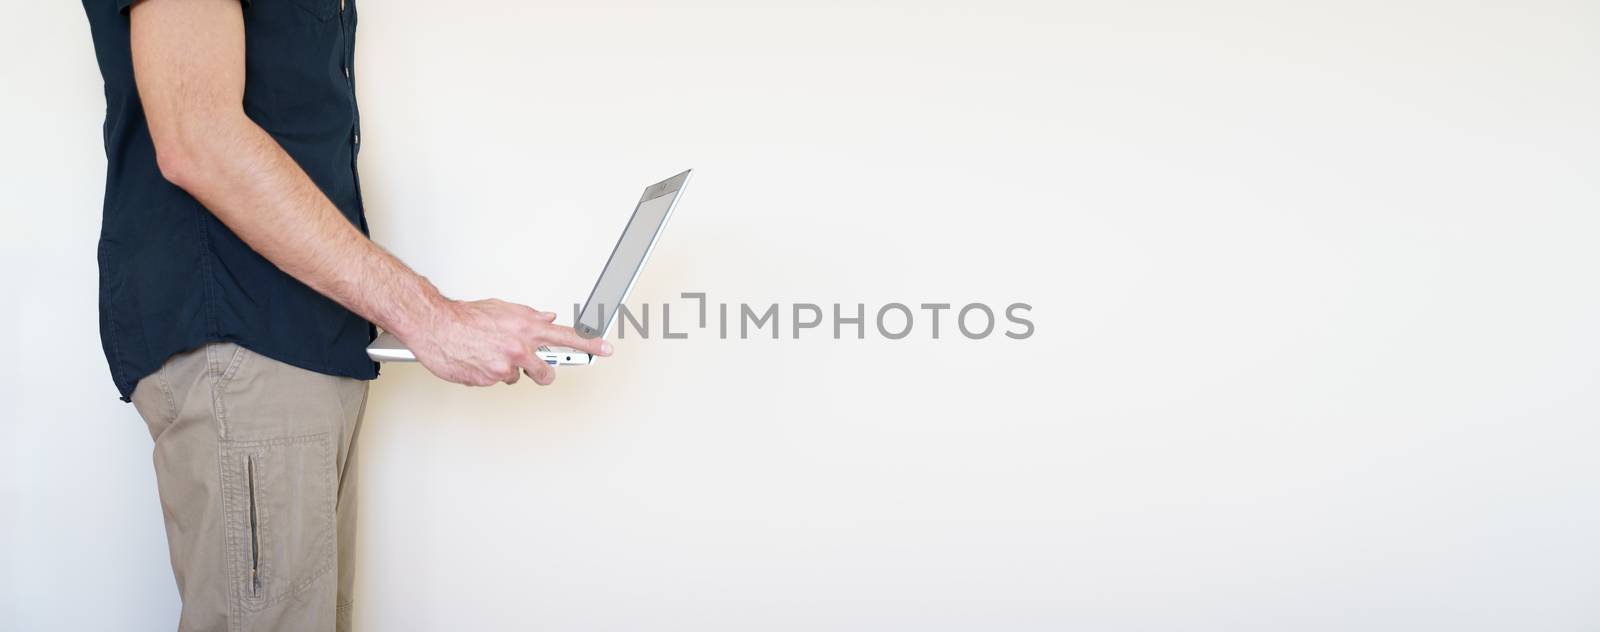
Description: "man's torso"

(82, 0), (377, 401)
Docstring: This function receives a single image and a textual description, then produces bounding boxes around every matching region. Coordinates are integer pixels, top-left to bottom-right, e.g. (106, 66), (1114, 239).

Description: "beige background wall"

(4, 1), (1599, 630)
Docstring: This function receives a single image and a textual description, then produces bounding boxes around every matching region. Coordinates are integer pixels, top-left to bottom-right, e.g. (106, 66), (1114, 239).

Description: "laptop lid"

(574, 169), (691, 341)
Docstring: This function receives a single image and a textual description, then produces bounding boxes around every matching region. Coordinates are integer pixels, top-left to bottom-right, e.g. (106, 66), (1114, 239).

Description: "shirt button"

(344, 67), (350, 78)
(353, 133), (360, 144)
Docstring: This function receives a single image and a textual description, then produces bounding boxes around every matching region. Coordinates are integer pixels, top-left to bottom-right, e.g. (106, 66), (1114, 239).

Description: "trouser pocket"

(221, 432), (338, 612)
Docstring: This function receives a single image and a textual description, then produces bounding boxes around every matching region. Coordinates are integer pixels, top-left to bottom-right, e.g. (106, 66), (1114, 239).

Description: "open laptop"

(367, 169), (691, 365)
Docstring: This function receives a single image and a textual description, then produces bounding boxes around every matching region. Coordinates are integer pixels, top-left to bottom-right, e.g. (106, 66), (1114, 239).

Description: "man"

(81, 0), (610, 629)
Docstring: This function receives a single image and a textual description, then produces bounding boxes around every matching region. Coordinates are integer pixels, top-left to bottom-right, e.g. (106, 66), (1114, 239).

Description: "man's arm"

(129, 0), (608, 386)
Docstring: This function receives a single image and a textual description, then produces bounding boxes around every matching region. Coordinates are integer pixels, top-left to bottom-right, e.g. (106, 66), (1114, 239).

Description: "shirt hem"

(115, 335), (378, 402)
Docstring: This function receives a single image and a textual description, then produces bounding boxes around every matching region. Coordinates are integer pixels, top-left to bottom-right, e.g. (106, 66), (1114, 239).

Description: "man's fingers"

(501, 368), (521, 385)
(522, 307), (557, 322)
(544, 325), (613, 357)
(520, 358), (556, 386)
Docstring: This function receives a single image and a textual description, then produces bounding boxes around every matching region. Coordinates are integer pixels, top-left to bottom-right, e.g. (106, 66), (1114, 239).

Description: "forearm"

(160, 110), (446, 339)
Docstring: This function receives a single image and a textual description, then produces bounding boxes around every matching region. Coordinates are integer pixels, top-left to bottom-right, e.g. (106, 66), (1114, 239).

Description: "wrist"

(386, 278), (455, 342)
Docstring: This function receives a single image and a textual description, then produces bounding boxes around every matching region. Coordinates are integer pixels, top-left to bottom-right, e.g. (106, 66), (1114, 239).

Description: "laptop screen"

(575, 170), (690, 339)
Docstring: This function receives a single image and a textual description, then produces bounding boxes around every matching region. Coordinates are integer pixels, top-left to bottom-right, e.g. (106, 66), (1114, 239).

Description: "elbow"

(151, 123), (219, 192)
(153, 140), (199, 190)
(150, 112), (235, 191)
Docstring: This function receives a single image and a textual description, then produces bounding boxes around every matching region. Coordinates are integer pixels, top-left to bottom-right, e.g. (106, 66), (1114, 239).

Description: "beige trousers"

(131, 343), (368, 632)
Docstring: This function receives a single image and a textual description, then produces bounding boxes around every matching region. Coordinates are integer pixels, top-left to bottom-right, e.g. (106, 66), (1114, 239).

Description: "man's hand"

(400, 299), (613, 387)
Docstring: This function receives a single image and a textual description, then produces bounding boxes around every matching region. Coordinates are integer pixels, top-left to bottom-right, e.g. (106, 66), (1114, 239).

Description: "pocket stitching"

(225, 432), (338, 613)
(212, 345), (251, 439)
(157, 370), (178, 427)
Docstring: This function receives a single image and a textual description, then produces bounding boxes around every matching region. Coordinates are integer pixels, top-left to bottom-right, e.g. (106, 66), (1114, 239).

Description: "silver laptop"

(367, 169), (691, 365)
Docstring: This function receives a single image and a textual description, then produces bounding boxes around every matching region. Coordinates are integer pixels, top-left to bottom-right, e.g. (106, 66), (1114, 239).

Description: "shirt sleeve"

(120, 0), (251, 15)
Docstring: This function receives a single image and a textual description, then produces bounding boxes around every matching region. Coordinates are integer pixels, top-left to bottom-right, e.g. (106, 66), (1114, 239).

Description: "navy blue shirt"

(83, 0), (377, 401)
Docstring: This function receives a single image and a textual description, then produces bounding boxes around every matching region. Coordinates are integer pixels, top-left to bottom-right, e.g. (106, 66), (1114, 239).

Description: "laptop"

(367, 169), (692, 365)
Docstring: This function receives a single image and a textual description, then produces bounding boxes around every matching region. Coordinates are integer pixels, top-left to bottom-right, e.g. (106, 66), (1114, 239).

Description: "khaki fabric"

(131, 343), (368, 632)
